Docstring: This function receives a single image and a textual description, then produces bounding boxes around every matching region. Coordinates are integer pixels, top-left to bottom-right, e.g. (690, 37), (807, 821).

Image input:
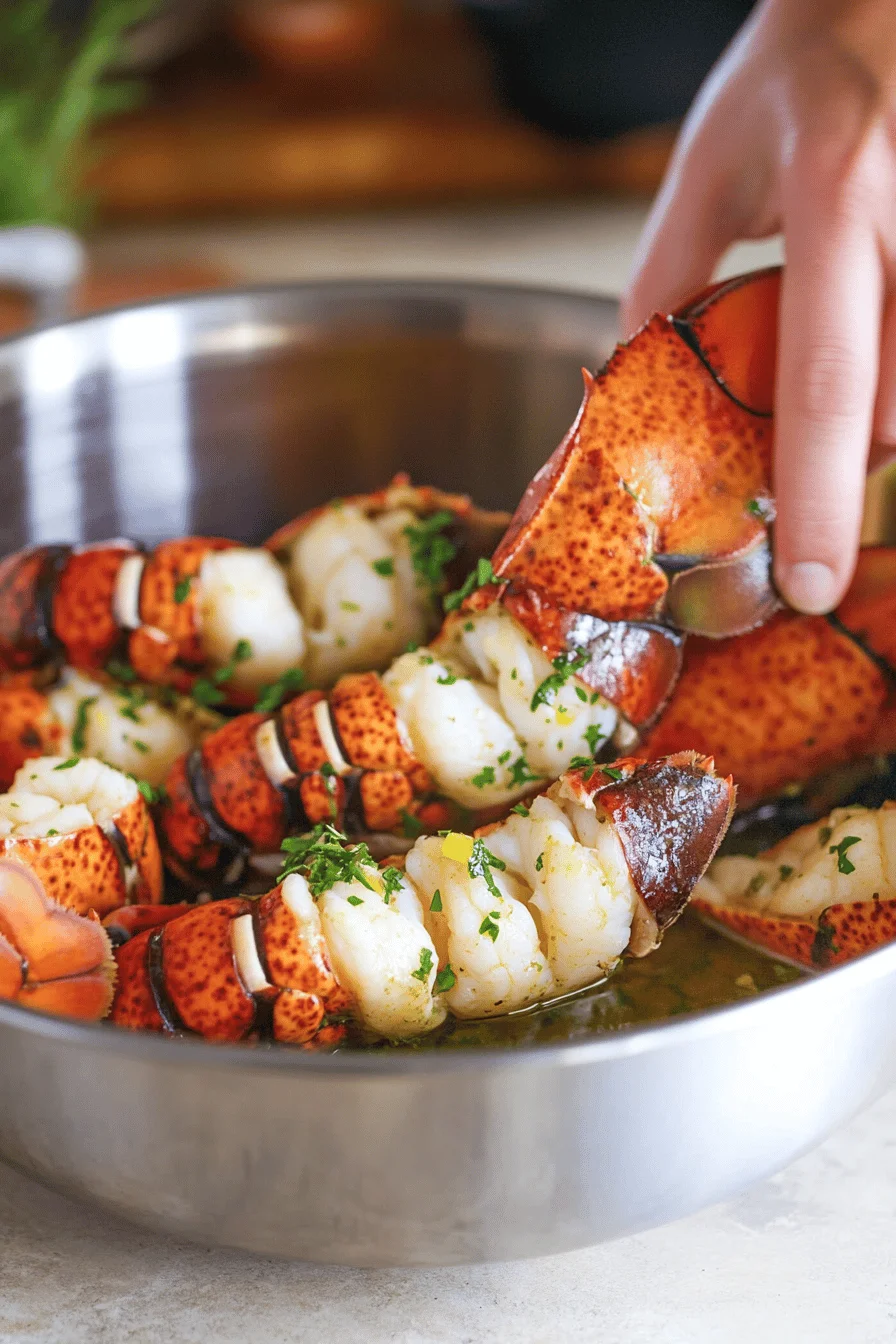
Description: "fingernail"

(778, 561), (839, 615)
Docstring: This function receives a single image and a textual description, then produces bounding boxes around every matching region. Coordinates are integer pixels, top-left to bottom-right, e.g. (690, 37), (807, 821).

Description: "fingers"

(872, 289), (896, 458)
(773, 198), (884, 614)
(620, 129), (737, 335)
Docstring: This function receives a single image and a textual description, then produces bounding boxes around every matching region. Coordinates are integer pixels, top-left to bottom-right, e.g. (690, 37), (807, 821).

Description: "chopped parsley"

(601, 766), (624, 782)
(818, 826), (833, 847)
(47, 828), (58, 836)
(575, 685), (588, 702)
(279, 822), (381, 896)
(584, 724), (605, 754)
(131, 739), (149, 755)
(71, 697), (97, 754)
(508, 755), (539, 788)
(463, 621), (475, 632)
(253, 667), (307, 714)
(116, 686), (148, 723)
(340, 600), (361, 612)
(105, 658), (137, 683)
(444, 557), (496, 613)
(471, 765), (496, 789)
(436, 671), (458, 686)
(468, 837), (506, 902)
(404, 509), (457, 596)
(400, 809), (425, 839)
(411, 948), (434, 982)
(192, 639), (253, 707)
(829, 835), (861, 875)
(347, 894), (364, 907)
(778, 865), (794, 881)
(372, 557), (395, 577)
(381, 866), (404, 903)
(434, 963), (457, 993)
(530, 650), (589, 712)
(497, 750), (511, 765)
(430, 889), (443, 913)
(53, 758), (79, 771)
(478, 914), (500, 942)
(535, 852), (544, 872)
(135, 778), (167, 806)
(747, 872), (766, 894)
(569, 754), (597, 780)
(173, 575), (192, 603)
(510, 803), (529, 817)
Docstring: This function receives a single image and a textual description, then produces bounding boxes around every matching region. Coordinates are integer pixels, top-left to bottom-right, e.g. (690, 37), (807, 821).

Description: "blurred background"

(1, 0), (785, 334)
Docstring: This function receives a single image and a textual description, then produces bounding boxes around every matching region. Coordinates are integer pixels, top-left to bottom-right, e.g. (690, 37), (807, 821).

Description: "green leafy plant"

(0, 0), (157, 228)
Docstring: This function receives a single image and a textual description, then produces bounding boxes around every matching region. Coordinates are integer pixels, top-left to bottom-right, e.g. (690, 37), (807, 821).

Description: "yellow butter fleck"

(555, 707), (573, 724)
(441, 831), (474, 864)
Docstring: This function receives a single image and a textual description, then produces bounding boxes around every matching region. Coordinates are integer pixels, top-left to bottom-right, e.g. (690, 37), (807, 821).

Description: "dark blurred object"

(464, 0), (755, 140)
(228, 0), (400, 79)
(53, 0), (216, 71)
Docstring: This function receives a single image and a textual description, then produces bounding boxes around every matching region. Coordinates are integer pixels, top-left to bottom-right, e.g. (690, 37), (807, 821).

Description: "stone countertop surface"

(3, 202), (878, 1344)
(2, 1089), (895, 1343)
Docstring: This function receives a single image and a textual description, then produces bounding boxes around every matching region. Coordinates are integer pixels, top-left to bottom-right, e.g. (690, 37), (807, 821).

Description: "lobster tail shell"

(0, 861), (115, 1019)
(492, 268), (780, 640)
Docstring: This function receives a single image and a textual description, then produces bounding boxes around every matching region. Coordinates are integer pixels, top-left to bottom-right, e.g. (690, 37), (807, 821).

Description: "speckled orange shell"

(203, 713), (287, 852)
(0, 860), (115, 1020)
(103, 902), (192, 940)
(0, 547), (64, 673)
(837, 547), (896, 670)
(564, 752), (734, 932)
(358, 770), (416, 831)
(300, 772), (344, 825)
(492, 269), (777, 631)
(642, 612), (890, 807)
(481, 586), (684, 728)
(329, 673), (417, 770)
(129, 537), (235, 686)
(257, 882), (347, 1000)
(280, 691), (328, 772)
(53, 544), (136, 671)
(158, 753), (221, 875)
(0, 790), (163, 918)
(109, 928), (164, 1031)
(0, 685), (63, 788)
(695, 896), (896, 970)
(161, 898), (257, 1041)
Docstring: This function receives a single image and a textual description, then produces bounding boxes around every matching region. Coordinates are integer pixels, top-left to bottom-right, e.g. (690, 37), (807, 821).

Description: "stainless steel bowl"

(1, 282), (895, 1267)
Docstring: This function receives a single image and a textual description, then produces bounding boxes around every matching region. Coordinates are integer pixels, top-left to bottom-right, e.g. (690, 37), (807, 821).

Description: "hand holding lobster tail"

(0, 480), (507, 706)
(111, 753), (735, 1044)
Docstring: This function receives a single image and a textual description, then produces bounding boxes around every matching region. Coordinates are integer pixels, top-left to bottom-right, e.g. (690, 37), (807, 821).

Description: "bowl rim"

(2, 275), (893, 1078)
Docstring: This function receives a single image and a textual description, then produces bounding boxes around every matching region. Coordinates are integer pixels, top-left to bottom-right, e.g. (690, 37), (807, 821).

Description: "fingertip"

(774, 559), (844, 615)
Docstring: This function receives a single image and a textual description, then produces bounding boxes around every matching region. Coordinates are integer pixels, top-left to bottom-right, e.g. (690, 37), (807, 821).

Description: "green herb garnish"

(430, 889), (443, 913)
(173, 576), (192, 604)
(478, 914), (500, 942)
(106, 658), (137, 683)
(467, 837), (506, 902)
(829, 835), (861, 875)
(372, 557), (395, 577)
(584, 724), (605, 754)
(508, 755), (539, 788)
(53, 757), (79, 771)
(253, 667), (306, 715)
(436, 671), (458, 686)
(443, 557), (496, 613)
(279, 822), (381, 896)
(818, 826), (833, 847)
(471, 765), (496, 789)
(535, 852), (544, 872)
(434, 963), (457, 993)
(71, 696), (97, 754)
(411, 948), (434, 983)
(400, 809), (425, 839)
(778, 865), (794, 881)
(601, 766), (624, 782)
(347, 894), (364, 907)
(530, 650), (589, 712)
(404, 509), (457, 596)
(510, 803), (529, 817)
(192, 639), (253, 707)
(340, 600), (360, 613)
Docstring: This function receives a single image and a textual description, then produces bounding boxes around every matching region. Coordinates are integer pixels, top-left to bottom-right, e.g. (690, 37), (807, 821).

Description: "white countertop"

(5, 202), (876, 1344)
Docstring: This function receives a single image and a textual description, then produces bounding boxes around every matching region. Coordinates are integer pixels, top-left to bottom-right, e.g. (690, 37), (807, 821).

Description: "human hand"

(621, 0), (896, 614)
